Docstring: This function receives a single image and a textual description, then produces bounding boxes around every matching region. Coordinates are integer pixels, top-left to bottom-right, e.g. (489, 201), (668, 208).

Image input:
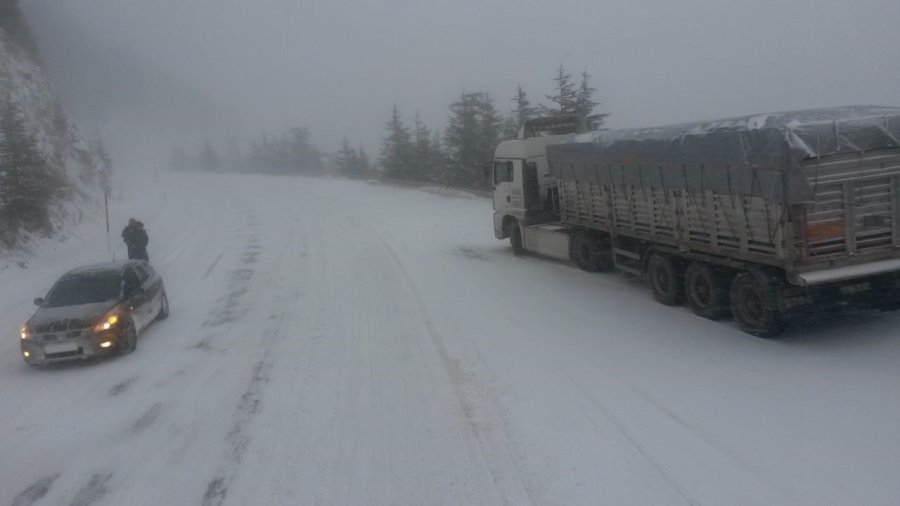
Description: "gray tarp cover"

(547, 106), (900, 203)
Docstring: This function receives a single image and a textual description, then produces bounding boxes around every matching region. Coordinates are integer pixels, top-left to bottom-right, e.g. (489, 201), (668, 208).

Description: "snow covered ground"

(1, 171), (899, 506)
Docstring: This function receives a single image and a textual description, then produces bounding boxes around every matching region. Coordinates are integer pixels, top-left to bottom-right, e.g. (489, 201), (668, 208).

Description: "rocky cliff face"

(0, 0), (105, 251)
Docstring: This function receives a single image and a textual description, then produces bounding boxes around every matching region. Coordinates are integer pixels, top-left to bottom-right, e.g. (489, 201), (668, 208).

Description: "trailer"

(491, 107), (900, 336)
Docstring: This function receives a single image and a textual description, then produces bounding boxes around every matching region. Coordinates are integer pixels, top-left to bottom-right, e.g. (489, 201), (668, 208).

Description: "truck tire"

(647, 253), (684, 306)
(685, 262), (730, 320)
(871, 274), (900, 311)
(508, 221), (524, 255)
(730, 272), (784, 338)
(571, 234), (613, 272)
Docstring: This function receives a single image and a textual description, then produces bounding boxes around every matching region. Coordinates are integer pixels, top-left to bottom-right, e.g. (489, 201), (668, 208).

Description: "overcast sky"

(21, 0), (900, 158)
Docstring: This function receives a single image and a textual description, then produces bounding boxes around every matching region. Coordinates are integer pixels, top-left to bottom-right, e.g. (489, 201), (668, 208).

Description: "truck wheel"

(730, 272), (784, 338)
(871, 274), (900, 311)
(508, 221), (524, 255)
(571, 234), (613, 272)
(647, 253), (684, 306)
(685, 262), (730, 320)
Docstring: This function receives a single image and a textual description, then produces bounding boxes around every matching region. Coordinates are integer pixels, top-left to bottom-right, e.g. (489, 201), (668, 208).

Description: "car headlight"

(93, 314), (119, 333)
(20, 325), (30, 340)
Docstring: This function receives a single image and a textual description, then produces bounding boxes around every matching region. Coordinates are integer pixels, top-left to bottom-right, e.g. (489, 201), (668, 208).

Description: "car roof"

(63, 260), (148, 278)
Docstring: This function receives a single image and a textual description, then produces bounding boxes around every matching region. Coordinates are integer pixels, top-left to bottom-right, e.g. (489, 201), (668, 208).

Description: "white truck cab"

(492, 115), (585, 242)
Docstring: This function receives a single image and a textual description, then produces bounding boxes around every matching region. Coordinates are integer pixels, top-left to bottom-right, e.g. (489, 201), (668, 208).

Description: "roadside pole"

(105, 192), (113, 260)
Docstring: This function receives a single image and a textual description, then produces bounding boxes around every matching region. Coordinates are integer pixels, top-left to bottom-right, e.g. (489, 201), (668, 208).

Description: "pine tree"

(357, 142), (371, 177)
(336, 137), (361, 177)
(92, 137), (112, 197)
(445, 92), (499, 189)
(379, 104), (413, 180)
(168, 146), (189, 172)
(507, 84), (536, 138)
(477, 95), (502, 167)
(224, 138), (243, 172)
(198, 140), (220, 172)
(541, 64), (578, 116)
(428, 130), (446, 183)
(574, 69), (609, 130)
(287, 127), (321, 173)
(413, 112), (434, 181)
(0, 96), (58, 240)
(0, 0), (41, 60)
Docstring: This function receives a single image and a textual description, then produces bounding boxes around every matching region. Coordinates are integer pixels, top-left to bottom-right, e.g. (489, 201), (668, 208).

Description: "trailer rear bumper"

(793, 259), (900, 286)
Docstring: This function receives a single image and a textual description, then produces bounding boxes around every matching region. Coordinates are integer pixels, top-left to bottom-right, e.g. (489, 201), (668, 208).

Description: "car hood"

(29, 301), (118, 331)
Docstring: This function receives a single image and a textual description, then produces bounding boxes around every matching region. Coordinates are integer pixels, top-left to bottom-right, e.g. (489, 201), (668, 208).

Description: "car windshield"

(43, 272), (121, 307)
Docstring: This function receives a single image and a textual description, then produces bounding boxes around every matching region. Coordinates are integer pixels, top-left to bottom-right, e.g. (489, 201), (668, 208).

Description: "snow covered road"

(2, 173), (900, 505)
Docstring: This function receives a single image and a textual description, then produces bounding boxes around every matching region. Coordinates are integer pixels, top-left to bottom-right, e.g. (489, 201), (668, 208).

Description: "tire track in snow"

(573, 383), (701, 506)
(68, 473), (113, 506)
(11, 474), (59, 506)
(200, 298), (292, 505)
(202, 252), (224, 280)
(197, 206), (262, 340)
(620, 381), (797, 503)
(130, 402), (163, 434)
(369, 225), (539, 505)
(201, 208), (304, 506)
(108, 376), (137, 397)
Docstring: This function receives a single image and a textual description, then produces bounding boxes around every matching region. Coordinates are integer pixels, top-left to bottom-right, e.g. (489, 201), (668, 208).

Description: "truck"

(491, 107), (900, 337)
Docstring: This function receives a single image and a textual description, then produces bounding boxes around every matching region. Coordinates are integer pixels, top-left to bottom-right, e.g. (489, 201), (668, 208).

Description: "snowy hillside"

(0, 1), (105, 254)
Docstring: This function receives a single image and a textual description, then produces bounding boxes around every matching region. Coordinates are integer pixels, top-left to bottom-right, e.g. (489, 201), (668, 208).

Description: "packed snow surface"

(2, 172), (899, 505)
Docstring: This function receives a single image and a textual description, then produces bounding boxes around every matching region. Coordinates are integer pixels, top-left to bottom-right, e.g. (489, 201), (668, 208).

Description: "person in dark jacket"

(122, 218), (150, 261)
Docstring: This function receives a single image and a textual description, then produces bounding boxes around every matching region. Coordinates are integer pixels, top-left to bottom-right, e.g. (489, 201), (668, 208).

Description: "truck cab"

(492, 115), (586, 241)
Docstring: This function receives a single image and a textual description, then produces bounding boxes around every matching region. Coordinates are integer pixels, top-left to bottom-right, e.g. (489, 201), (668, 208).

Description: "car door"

(136, 263), (163, 316)
(123, 266), (150, 331)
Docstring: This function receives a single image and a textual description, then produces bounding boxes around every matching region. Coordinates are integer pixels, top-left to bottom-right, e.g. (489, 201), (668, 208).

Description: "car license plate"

(44, 342), (78, 354)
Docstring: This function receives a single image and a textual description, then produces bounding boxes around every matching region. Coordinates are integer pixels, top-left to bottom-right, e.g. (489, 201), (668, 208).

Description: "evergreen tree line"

(372, 63), (608, 190)
(169, 128), (323, 175)
(0, 96), (111, 247)
(333, 138), (372, 178)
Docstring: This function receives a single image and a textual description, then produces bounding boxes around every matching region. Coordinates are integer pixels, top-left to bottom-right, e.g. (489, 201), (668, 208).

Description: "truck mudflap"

(792, 259), (900, 286)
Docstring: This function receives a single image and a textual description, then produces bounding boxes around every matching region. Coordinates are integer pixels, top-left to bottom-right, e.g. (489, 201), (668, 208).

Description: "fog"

(22, 0), (900, 163)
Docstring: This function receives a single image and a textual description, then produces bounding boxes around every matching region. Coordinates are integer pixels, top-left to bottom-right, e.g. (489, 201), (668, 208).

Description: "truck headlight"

(20, 325), (30, 340)
(93, 314), (119, 333)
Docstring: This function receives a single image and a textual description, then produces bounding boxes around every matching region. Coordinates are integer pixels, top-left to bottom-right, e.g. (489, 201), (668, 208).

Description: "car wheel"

(730, 272), (784, 338)
(647, 253), (684, 306)
(158, 290), (169, 320)
(119, 320), (137, 354)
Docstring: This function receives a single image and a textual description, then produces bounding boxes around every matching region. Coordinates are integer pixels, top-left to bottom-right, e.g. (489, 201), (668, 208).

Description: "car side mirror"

(126, 286), (144, 298)
(33, 297), (44, 306)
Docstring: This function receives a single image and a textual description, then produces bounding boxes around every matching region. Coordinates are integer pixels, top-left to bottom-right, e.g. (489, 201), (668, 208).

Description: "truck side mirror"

(33, 297), (44, 306)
